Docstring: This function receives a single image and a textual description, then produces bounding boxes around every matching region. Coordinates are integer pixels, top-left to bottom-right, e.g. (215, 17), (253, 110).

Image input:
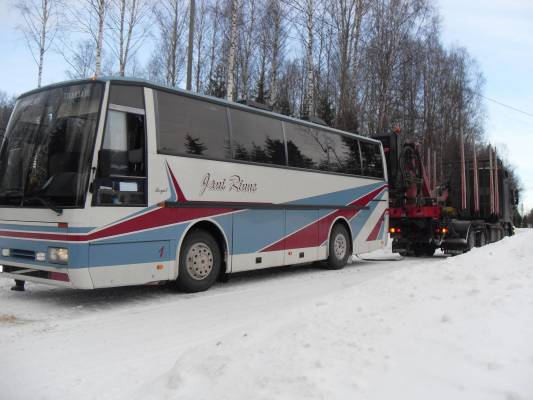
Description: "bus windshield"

(0, 82), (103, 210)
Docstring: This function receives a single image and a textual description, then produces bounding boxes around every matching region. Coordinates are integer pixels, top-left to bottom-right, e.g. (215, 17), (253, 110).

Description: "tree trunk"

(194, 0), (206, 92)
(186, 0), (195, 90)
(95, 0), (106, 77)
(303, 0), (314, 118)
(168, 0), (179, 86)
(122, 0), (137, 76)
(269, 0), (281, 108)
(226, 0), (238, 101)
(118, 0), (126, 76)
(207, 0), (219, 85)
(37, 0), (50, 88)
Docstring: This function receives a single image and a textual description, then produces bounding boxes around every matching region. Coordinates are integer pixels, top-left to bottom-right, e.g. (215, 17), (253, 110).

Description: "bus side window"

(230, 109), (286, 165)
(285, 124), (330, 171)
(328, 134), (362, 175)
(155, 91), (230, 160)
(94, 109), (146, 206)
(360, 141), (384, 178)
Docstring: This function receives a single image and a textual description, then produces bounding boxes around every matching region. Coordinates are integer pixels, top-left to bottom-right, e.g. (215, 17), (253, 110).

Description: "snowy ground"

(1, 230), (533, 400)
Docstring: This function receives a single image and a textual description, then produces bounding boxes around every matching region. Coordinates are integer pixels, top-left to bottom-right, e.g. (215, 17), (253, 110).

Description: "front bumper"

(1, 266), (73, 288)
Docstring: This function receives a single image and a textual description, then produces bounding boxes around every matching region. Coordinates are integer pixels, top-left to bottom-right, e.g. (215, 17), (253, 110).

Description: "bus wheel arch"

(324, 217), (353, 269)
(175, 220), (229, 285)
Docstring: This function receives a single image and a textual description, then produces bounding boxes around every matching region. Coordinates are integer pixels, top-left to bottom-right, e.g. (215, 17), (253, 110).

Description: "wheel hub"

(334, 234), (347, 259)
(185, 242), (214, 280)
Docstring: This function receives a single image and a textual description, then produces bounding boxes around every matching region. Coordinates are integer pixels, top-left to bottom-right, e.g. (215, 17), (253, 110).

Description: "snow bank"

(134, 230), (533, 400)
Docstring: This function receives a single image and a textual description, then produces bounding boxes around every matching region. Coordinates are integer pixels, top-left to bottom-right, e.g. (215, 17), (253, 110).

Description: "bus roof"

(19, 76), (382, 145)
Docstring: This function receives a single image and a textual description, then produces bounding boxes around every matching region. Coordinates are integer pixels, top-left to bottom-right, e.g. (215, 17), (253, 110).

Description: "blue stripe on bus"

(0, 237), (88, 269)
(231, 209), (285, 255)
(89, 240), (170, 267)
(288, 182), (383, 207)
(285, 209), (318, 236)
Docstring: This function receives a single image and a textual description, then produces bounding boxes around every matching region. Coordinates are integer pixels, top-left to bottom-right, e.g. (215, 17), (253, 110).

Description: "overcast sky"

(0, 0), (532, 211)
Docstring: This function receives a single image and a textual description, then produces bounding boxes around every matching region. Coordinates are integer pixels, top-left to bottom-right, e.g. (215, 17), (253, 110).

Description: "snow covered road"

(1, 230), (533, 400)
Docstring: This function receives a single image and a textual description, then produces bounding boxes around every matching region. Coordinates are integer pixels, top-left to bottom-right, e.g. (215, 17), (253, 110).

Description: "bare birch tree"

(152, 0), (188, 86)
(193, 0), (210, 92)
(267, 0), (284, 108)
(65, 40), (97, 79)
(186, 0), (196, 90)
(207, 0), (221, 86)
(94, 0), (107, 76)
(238, 0), (258, 100)
(226, 0), (239, 101)
(303, 0), (315, 118)
(61, 0), (109, 78)
(16, 0), (62, 87)
(328, 0), (368, 130)
(107, 0), (151, 76)
(288, 0), (316, 118)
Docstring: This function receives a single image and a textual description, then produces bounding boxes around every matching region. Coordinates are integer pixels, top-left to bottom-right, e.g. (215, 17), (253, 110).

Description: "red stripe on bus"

(366, 210), (387, 241)
(0, 207), (236, 242)
(166, 162), (188, 202)
(261, 185), (387, 252)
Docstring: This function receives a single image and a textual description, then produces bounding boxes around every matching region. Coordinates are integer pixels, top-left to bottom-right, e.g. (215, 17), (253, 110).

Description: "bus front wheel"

(325, 224), (351, 270)
(176, 229), (221, 293)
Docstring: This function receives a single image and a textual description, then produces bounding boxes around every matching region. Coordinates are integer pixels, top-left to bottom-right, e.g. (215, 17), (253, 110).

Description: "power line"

(474, 92), (533, 118)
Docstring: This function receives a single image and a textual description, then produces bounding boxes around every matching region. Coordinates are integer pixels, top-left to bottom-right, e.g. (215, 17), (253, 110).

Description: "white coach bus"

(0, 78), (388, 292)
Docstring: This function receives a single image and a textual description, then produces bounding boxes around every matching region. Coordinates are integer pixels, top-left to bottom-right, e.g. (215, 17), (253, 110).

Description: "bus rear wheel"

(176, 229), (221, 293)
(325, 224), (351, 270)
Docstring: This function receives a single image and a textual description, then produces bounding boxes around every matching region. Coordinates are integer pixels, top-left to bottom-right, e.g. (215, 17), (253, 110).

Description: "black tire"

(325, 224), (351, 270)
(477, 232), (486, 247)
(176, 230), (221, 293)
(467, 230), (475, 251)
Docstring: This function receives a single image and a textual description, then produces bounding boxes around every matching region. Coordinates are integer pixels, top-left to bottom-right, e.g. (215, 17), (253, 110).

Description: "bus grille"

(10, 249), (36, 260)
(2, 266), (69, 282)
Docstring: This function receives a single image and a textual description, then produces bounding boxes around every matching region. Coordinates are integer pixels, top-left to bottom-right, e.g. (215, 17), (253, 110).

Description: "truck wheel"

(325, 224), (351, 270)
(477, 232), (486, 247)
(467, 230), (475, 251)
(176, 229), (221, 293)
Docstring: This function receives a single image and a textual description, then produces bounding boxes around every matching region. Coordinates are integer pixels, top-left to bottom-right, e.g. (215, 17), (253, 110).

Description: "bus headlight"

(1, 248), (10, 257)
(48, 247), (69, 264)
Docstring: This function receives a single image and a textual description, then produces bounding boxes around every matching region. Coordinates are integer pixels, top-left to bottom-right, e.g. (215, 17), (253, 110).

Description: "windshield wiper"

(0, 189), (63, 215)
(25, 195), (63, 216)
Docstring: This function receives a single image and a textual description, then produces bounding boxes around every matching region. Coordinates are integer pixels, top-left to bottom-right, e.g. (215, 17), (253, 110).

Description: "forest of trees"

(3, 0), (523, 213)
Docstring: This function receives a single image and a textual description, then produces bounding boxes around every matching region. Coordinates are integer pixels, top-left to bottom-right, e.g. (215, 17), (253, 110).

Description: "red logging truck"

(377, 130), (518, 256)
